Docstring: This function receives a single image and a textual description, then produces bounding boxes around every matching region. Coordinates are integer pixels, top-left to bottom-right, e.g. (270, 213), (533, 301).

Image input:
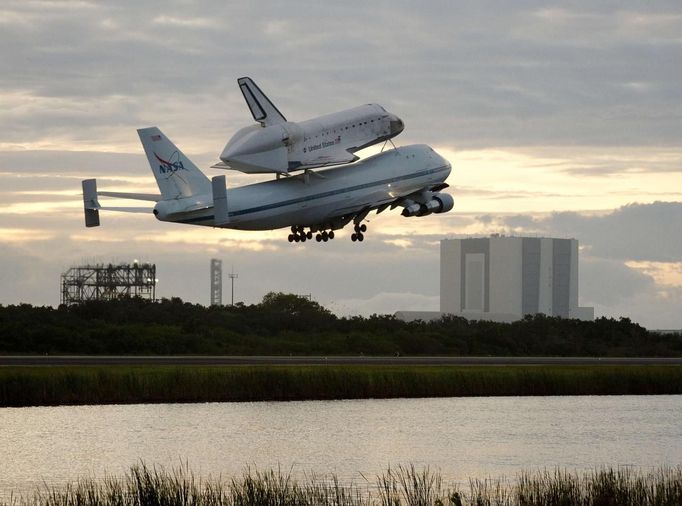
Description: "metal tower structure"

(210, 259), (223, 306)
(60, 262), (156, 305)
(228, 267), (238, 306)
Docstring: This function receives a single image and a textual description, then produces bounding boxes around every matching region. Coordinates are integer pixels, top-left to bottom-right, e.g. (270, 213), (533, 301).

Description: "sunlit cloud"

(152, 15), (221, 29)
(626, 261), (682, 287)
(0, 200), (81, 215)
(383, 239), (413, 249)
(0, 228), (56, 242)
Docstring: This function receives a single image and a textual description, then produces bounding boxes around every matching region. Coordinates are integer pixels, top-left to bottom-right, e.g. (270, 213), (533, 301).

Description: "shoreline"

(3, 463), (681, 506)
(1, 364), (681, 408)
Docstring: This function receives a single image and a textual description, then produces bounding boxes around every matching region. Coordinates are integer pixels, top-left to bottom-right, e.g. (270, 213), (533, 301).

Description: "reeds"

(5, 463), (682, 506)
(1, 365), (681, 407)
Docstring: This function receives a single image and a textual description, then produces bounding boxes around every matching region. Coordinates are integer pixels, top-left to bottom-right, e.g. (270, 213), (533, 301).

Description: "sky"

(1, 0), (681, 328)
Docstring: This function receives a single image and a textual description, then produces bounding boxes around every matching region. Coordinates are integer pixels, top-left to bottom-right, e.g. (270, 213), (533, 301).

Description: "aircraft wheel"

(288, 234), (294, 243)
(357, 233), (364, 242)
(291, 226), (297, 234)
(328, 230), (335, 240)
(316, 234), (322, 242)
(306, 231), (313, 239)
(321, 231), (328, 240)
(360, 224), (367, 232)
(294, 235), (300, 242)
(351, 233), (357, 242)
(300, 234), (307, 242)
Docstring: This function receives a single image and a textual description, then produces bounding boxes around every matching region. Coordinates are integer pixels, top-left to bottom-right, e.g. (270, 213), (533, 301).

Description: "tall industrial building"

(210, 259), (223, 306)
(440, 236), (593, 321)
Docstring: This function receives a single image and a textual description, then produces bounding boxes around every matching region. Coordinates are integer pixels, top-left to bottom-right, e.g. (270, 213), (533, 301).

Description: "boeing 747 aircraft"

(82, 127), (453, 243)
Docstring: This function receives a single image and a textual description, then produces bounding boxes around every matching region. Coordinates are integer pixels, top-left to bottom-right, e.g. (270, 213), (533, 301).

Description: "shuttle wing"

(238, 77), (287, 127)
(299, 148), (359, 169)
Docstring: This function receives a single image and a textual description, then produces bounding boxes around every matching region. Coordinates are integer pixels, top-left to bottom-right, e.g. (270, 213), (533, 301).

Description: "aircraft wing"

(238, 77), (287, 127)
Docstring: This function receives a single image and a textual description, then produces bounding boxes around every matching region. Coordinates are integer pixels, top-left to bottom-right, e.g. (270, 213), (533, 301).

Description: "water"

(1, 396), (681, 496)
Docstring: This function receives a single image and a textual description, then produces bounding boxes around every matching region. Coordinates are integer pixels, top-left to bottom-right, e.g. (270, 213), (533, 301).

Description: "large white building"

(396, 236), (594, 322)
(440, 236), (593, 321)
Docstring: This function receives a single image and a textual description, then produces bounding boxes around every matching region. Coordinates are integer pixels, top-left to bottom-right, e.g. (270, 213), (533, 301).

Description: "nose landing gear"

(351, 223), (367, 242)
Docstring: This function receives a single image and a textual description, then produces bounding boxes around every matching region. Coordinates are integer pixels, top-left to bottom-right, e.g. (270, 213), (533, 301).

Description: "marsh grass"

(6, 464), (682, 506)
(1, 365), (681, 407)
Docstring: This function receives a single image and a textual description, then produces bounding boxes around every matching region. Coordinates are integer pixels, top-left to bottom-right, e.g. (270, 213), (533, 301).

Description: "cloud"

(1, 1), (682, 329)
(495, 202), (682, 263)
(1, 2), (682, 150)
(580, 257), (655, 306)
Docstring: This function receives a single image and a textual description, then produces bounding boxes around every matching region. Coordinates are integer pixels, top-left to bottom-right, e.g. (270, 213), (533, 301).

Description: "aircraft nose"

(389, 114), (404, 135)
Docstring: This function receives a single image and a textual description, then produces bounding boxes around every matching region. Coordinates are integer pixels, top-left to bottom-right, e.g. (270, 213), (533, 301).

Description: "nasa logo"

(154, 152), (186, 174)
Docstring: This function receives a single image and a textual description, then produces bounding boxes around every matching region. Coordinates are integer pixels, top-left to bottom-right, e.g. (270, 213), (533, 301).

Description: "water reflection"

(1, 395), (681, 496)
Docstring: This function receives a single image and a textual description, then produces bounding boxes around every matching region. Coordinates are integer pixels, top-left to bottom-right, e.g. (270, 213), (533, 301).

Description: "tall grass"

(1, 365), (681, 407)
(5, 463), (682, 506)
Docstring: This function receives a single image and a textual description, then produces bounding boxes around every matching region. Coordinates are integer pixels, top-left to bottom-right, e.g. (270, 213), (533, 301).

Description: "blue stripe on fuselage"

(177, 164), (449, 224)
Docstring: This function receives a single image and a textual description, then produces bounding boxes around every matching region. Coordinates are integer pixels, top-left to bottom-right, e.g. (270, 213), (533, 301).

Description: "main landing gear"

(288, 225), (336, 243)
(286, 222), (367, 244)
(315, 230), (335, 242)
(287, 225), (312, 243)
(350, 223), (367, 242)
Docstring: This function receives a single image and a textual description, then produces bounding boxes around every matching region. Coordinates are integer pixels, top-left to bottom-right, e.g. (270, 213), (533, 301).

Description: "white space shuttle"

(214, 77), (405, 174)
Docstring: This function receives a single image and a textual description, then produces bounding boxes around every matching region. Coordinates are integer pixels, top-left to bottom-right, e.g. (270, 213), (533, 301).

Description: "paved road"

(1, 355), (681, 366)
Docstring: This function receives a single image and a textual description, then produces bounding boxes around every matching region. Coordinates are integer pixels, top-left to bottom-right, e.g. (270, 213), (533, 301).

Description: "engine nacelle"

(431, 192), (454, 214)
(401, 200), (424, 217)
(401, 193), (454, 217)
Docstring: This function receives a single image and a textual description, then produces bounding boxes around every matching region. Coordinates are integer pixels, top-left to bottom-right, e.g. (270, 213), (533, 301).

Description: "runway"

(1, 356), (681, 367)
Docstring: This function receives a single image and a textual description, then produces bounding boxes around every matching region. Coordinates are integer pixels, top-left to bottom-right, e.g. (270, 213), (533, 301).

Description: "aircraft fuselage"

(154, 144), (450, 231)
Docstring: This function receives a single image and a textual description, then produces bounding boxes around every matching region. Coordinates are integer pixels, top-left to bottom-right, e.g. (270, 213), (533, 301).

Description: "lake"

(1, 395), (681, 496)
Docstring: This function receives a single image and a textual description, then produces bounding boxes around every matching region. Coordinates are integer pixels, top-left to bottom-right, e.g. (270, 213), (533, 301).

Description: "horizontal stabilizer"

(82, 179), (100, 227)
(98, 206), (152, 213)
(98, 191), (162, 202)
(211, 175), (229, 226)
(237, 77), (287, 127)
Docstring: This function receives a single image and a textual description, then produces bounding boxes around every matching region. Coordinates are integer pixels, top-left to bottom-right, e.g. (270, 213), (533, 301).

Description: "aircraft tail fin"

(238, 77), (287, 127)
(82, 178), (100, 227)
(137, 127), (211, 200)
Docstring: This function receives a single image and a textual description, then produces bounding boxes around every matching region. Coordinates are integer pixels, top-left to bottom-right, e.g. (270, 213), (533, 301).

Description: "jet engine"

(401, 193), (454, 217)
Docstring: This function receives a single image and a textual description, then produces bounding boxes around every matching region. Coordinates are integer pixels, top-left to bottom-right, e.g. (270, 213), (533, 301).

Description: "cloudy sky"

(1, 0), (681, 328)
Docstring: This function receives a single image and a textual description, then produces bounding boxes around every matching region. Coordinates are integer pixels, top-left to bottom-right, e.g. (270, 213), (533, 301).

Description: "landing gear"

(351, 223), (367, 242)
(290, 226), (335, 244)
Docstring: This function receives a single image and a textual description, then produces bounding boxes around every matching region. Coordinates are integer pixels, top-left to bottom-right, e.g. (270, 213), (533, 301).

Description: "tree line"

(0, 293), (680, 356)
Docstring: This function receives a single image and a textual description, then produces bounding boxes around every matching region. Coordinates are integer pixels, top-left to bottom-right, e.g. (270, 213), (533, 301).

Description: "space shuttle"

(213, 77), (405, 174)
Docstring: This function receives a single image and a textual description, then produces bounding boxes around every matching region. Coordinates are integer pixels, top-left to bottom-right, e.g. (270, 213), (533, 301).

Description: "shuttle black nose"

(389, 115), (404, 135)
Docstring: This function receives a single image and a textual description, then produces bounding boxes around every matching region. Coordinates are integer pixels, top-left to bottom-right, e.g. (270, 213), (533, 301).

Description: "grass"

(5, 463), (682, 505)
(1, 365), (681, 407)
